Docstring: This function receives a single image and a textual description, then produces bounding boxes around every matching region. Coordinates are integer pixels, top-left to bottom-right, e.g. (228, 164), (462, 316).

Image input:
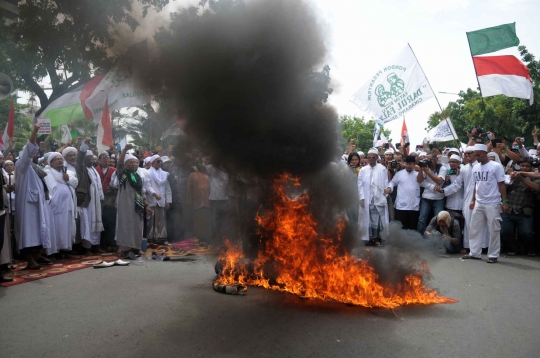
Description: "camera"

(404, 142), (410, 148)
(383, 143), (390, 149)
(467, 126), (486, 139)
(418, 159), (431, 168)
(512, 163), (521, 171)
(447, 169), (457, 175)
(395, 143), (401, 149)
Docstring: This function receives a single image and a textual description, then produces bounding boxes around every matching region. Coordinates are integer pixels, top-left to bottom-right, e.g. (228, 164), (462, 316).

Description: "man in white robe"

(15, 124), (51, 269)
(76, 139), (104, 255)
(358, 148), (389, 246)
(44, 152), (78, 256)
(62, 147), (78, 173)
(144, 155), (172, 243)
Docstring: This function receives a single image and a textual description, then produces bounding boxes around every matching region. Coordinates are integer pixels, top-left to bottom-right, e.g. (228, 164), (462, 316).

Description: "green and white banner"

(350, 44), (435, 124)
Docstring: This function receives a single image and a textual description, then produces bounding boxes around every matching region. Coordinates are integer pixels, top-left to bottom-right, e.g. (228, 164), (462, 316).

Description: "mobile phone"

(416, 145), (422, 149)
(491, 138), (502, 147)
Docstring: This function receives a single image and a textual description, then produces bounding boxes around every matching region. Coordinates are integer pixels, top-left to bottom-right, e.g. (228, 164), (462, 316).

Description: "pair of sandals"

(93, 259), (130, 268)
(462, 255), (498, 264)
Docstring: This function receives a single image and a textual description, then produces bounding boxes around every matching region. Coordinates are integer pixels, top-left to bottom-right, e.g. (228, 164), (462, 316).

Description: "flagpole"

(466, 34), (487, 110)
(408, 44), (462, 151)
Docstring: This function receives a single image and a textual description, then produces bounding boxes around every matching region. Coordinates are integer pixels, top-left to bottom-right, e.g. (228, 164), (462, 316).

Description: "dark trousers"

(395, 209), (419, 231)
(417, 198), (445, 234)
(210, 199), (229, 245)
(501, 212), (534, 253)
(101, 205), (117, 248)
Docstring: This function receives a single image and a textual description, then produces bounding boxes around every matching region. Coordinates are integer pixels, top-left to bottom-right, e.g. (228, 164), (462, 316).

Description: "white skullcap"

(149, 154), (160, 163)
(86, 150), (94, 157)
(48, 152), (63, 163)
(447, 147), (459, 153)
(143, 157), (151, 165)
(4, 160), (13, 165)
(368, 148), (379, 155)
(124, 154), (137, 164)
(111, 154), (116, 159)
(44, 152), (52, 159)
(358, 151), (364, 156)
(384, 150), (394, 155)
(529, 149), (537, 156)
(38, 157), (44, 163)
(473, 144), (488, 152)
(449, 154), (462, 162)
(62, 147), (77, 157)
(98, 151), (109, 158)
(465, 146), (475, 152)
(161, 156), (172, 163)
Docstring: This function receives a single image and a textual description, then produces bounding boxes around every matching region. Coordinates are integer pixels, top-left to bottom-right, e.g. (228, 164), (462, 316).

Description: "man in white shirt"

(416, 153), (446, 234)
(144, 155), (172, 244)
(205, 162), (229, 245)
(462, 144), (508, 263)
(384, 156), (420, 230)
(358, 148), (389, 246)
(436, 154), (464, 216)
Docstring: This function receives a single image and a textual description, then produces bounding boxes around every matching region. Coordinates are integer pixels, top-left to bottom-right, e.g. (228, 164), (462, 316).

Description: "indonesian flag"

(473, 55), (534, 105)
(400, 116), (409, 146)
(0, 99), (15, 151)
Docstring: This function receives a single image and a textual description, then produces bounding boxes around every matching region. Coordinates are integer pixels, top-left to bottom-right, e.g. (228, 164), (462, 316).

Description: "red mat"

(0, 253), (122, 287)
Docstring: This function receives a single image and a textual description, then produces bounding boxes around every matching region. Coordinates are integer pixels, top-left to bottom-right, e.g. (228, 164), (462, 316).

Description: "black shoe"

(1, 275), (14, 283)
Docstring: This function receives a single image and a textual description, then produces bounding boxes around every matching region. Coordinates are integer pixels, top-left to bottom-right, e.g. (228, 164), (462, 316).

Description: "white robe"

(459, 162), (489, 248)
(357, 163), (389, 241)
(15, 142), (51, 250)
(79, 166), (104, 245)
(44, 168), (78, 254)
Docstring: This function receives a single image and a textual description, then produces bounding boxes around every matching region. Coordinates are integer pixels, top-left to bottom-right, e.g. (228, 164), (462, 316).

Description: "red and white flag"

(400, 117), (409, 146)
(473, 55), (534, 105)
(0, 99), (15, 151)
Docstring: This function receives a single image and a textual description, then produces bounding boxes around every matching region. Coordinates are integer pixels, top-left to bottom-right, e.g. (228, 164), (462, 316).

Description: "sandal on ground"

(487, 258), (498, 264)
(461, 255), (481, 260)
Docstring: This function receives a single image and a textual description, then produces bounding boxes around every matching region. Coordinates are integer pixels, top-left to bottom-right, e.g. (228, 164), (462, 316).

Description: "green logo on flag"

(375, 73), (405, 107)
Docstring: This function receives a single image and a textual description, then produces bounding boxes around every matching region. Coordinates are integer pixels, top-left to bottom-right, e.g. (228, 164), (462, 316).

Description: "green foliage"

(340, 115), (391, 153)
(0, 0), (169, 110)
(427, 46), (540, 146)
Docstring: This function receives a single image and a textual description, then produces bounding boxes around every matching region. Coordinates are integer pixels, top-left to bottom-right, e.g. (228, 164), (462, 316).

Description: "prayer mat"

(0, 253), (122, 287)
(147, 239), (220, 259)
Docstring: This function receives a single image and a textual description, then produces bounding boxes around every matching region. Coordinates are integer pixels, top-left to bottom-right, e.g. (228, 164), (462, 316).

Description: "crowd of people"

(1, 122), (540, 283)
(0, 123), (231, 283)
(344, 126), (540, 264)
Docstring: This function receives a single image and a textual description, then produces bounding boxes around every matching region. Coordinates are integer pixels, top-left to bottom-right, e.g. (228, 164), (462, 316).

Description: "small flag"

(466, 23), (520, 56)
(473, 55), (534, 105)
(428, 118), (458, 142)
(400, 117), (409, 146)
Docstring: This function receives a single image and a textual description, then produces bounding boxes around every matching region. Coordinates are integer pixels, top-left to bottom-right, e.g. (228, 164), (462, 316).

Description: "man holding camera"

(435, 154), (464, 216)
(501, 159), (540, 256)
(416, 153), (446, 234)
(384, 156), (420, 230)
(463, 144), (507, 264)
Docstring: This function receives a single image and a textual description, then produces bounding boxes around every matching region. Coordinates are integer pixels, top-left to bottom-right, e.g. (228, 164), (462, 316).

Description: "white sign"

(37, 118), (52, 134)
(350, 44), (435, 123)
(428, 118), (458, 142)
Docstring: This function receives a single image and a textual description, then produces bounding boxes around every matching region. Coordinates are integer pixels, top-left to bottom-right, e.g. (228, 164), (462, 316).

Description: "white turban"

(465, 146), (475, 152)
(368, 148), (379, 155)
(149, 154), (160, 163)
(124, 154), (137, 164)
(62, 147), (77, 157)
(48, 152), (63, 163)
(449, 154), (462, 162)
(474, 144), (488, 152)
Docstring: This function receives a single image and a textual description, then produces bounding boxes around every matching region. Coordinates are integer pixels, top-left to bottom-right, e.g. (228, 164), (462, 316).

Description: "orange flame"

(216, 174), (457, 308)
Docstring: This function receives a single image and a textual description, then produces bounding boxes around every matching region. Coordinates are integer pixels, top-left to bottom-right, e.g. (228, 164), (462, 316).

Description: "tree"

(340, 115), (391, 153)
(0, 0), (169, 112)
(427, 46), (540, 146)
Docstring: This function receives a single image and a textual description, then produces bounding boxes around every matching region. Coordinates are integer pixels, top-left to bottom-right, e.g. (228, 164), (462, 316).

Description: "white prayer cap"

(529, 149), (537, 156)
(98, 151), (109, 158)
(149, 154), (160, 163)
(465, 146), (475, 152)
(111, 154), (116, 159)
(48, 152), (63, 163)
(384, 150), (394, 155)
(473, 143), (488, 152)
(62, 147), (77, 157)
(86, 150), (94, 157)
(161, 156), (172, 163)
(44, 152), (52, 159)
(447, 147), (460, 154)
(449, 154), (462, 162)
(38, 157), (44, 164)
(4, 160), (13, 165)
(368, 147), (379, 155)
(143, 157), (151, 165)
(358, 151), (364, 156)
(124, 154), (137, 164)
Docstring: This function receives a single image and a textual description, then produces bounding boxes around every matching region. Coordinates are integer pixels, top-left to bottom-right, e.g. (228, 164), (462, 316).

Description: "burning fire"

(215, 174), (457, 308)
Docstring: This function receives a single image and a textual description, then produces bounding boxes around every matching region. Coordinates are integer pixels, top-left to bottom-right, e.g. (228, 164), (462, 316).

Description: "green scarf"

(119, 169), (145, 214)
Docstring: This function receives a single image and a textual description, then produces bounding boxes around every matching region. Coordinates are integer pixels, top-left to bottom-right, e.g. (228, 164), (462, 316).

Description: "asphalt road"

(1, 252), (539, 358)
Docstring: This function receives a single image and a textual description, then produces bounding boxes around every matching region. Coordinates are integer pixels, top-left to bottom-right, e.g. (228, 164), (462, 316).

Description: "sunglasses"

(464, 152), (473, 155)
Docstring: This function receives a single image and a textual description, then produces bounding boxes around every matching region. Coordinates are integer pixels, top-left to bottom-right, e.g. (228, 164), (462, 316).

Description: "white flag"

(428, 118), (458, 142)
(372, 122), (381, 147)
(85, 40), (151, 124)
(351, 44), (435, 124)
